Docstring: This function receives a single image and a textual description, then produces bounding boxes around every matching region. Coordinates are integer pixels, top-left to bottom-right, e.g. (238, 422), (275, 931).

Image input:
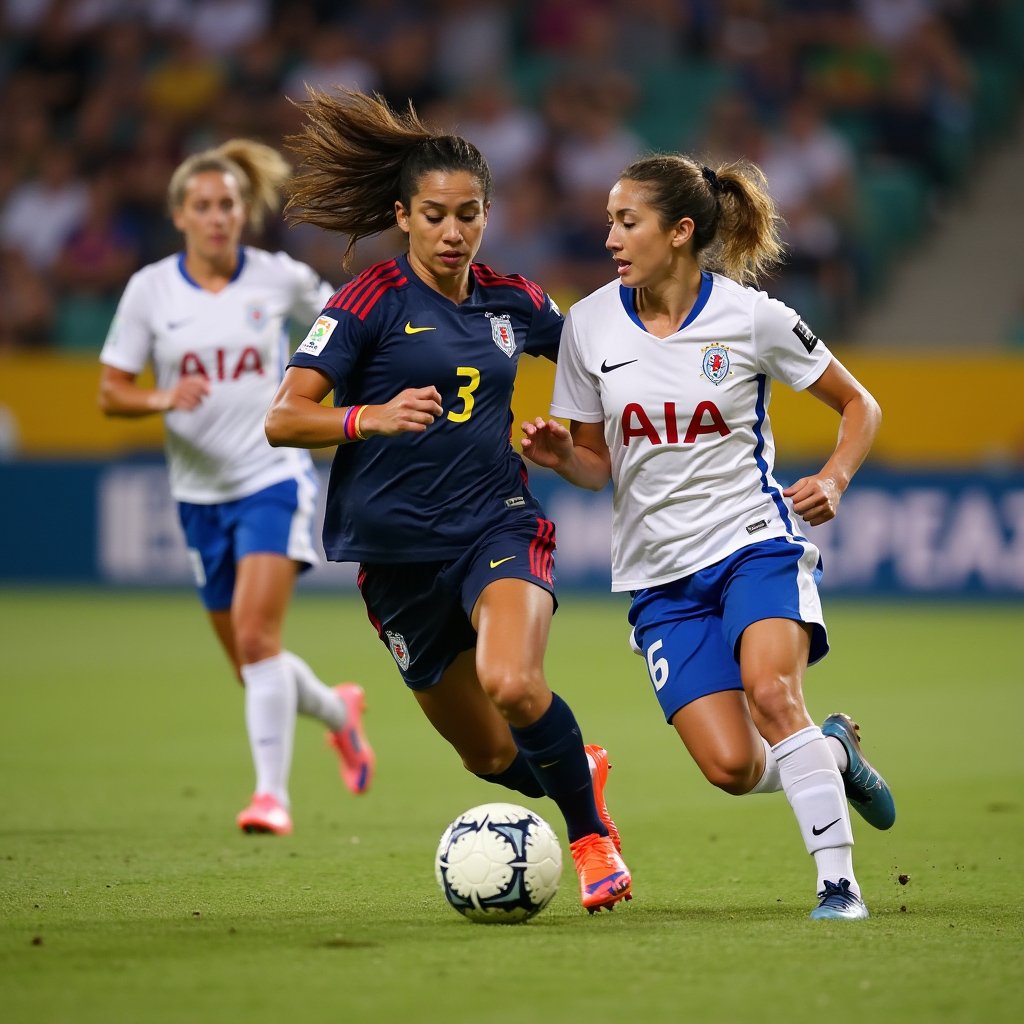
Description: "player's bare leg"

(671, 689), (768, 795)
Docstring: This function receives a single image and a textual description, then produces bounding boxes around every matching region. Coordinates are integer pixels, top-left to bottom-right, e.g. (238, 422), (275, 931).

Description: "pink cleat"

(236, 793), (292, 835)
(585, 744), (621, 853)
(328, 684), (376, 795)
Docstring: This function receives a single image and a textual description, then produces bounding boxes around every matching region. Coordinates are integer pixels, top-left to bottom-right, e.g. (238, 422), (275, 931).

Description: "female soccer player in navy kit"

(265, 89), (631, 913)
(521, 154), (895, 919)
(98, 139), (375, 836)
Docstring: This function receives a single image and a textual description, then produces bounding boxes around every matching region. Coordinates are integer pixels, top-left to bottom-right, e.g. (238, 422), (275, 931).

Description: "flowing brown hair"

(285, 88), (493, 269)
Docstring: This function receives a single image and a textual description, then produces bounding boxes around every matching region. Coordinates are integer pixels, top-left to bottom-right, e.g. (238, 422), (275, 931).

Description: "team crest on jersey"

(246, 303), (267, 331)
(296, 315), (337, 356)
(486, 313), (516, 358)
(386, 630), (410, 671)
(701, 344), (732, 385)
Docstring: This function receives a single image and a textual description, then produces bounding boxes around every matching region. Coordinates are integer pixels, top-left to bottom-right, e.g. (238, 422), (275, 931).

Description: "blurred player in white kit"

(98, 139), (375, 835)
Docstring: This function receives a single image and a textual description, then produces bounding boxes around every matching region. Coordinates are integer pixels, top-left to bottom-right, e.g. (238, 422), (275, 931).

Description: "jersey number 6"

(646, 638), (669, 691)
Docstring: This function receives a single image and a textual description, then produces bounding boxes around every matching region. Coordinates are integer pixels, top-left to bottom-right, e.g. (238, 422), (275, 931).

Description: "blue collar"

(618, 270), (713, 332)
(177, 247), (247, 289)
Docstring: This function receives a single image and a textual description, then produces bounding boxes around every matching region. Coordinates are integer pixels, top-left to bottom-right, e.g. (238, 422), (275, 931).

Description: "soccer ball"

(434, 802), (562, 923)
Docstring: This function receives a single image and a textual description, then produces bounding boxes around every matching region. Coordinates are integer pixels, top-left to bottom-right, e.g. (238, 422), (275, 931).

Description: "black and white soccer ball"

(434, 802), (562, 923)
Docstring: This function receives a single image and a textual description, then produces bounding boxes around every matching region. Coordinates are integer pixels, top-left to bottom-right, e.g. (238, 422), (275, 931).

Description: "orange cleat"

(328, 684), (375, 795)
(236, 793), (292, 835)
(585, 744), (621, 852)
(570, 833), (632, 913)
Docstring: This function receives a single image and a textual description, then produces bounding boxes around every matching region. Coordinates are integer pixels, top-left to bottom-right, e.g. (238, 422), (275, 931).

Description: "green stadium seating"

(55, 295), (118, 351)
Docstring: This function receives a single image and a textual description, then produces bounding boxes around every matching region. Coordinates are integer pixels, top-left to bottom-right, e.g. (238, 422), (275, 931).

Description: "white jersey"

(550, 272), (832, 591)
(100, 247), (334, 503)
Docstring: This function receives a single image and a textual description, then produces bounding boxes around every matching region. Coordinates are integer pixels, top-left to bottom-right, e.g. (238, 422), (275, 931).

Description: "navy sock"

(510, 692), (605, 843)
(474, 752), (545, 798)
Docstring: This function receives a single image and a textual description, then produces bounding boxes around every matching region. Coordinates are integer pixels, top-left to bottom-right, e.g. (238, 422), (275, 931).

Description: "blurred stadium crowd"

(1, 0), (1022, 353)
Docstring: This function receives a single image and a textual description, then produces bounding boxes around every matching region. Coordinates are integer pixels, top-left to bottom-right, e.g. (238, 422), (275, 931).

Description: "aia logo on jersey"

(621, 401), (731, 446)
(486, 312), (516, 358)
(701, 344), (731, 385)
(246, 303), (266, 331)
(179, 347), (264, 380)
(386, 630), (410, 671)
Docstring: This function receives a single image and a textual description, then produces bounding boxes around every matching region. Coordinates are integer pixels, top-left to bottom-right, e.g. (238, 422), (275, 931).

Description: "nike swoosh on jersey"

(600, 358), (638, 373)
(489, 556), (516, 569)
(404, 322), (437, 334)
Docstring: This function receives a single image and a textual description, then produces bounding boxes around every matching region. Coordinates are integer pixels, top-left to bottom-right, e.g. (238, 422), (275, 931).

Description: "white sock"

(773, 726), (859, 896)
(241, 654), (297, 806)
(748, 735), (782, 794)
(826, 735), (849, 773)
(283, 650), (348, 731)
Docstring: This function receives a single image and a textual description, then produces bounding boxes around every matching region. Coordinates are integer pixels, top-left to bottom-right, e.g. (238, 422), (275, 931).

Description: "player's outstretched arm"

(521, 417), (611, 491)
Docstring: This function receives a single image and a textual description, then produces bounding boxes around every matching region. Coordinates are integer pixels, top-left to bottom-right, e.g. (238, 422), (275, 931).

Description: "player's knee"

(700, 752), (760, 795)
(234, 622), (279, 666)
(477, 665), (545, 719)
(745, 676), (806, 734)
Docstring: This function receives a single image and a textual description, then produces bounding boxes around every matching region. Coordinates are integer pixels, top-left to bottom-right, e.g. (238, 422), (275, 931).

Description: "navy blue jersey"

(288, 254), (563, 562)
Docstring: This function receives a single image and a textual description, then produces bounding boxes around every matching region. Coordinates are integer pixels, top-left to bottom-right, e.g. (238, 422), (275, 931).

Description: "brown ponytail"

(619, 154), (784, 285)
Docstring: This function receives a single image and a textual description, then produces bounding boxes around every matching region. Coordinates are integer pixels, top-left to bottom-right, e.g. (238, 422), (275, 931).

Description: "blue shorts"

(177, 476), (319, 611)
(357, 515), (557, 690)
(627, 537), (829, 723)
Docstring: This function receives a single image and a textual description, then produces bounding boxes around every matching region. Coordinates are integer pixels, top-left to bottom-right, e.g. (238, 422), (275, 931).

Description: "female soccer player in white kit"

(522, 154), (895, 919)
(98, 139), (374, 835)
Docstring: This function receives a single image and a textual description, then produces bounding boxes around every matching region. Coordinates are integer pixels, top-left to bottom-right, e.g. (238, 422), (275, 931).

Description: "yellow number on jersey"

(447, 366), (480, 423)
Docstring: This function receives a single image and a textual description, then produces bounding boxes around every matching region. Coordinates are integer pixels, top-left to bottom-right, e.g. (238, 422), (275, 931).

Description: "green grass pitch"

(1, 589), (1021, 1024)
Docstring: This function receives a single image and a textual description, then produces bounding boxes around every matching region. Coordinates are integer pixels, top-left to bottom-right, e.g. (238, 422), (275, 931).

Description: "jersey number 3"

(447, 366), (480, 423)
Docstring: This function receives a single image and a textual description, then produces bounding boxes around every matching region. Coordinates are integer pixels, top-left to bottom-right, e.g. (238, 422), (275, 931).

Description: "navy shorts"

(177, 476), (319, 611)
(627, 537), (829, 722)
(357, 515), (557, 690)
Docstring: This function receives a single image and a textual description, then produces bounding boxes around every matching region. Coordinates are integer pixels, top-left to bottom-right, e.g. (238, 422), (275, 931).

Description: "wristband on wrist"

(342, 405), (364, 442)
(354, 405), (368, 440)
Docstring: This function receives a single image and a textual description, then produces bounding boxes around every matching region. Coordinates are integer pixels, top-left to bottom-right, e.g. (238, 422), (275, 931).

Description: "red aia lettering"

(621, 403), (660, 445)
(233, 346), (263, 378)
(180, 352), (208, 379)
(178, 347), (264, 380)
(684, 400), (730, 443)
(621, 400), (730, 446)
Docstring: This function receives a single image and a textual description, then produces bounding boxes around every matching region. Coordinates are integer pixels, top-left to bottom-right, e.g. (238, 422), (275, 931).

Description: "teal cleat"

(809, 878), (869, 920)
(822, 713), (896, 830)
